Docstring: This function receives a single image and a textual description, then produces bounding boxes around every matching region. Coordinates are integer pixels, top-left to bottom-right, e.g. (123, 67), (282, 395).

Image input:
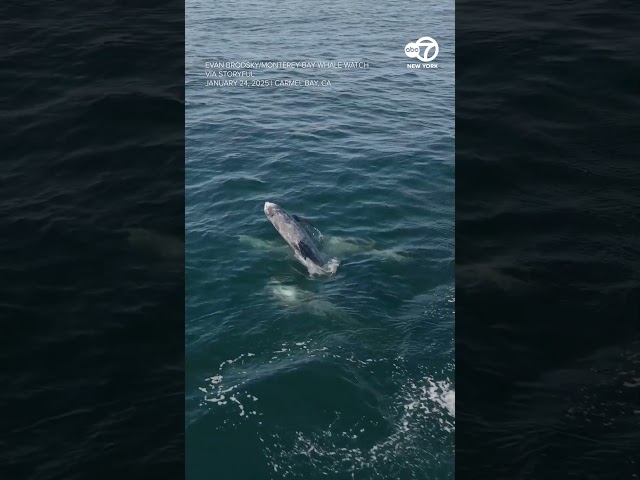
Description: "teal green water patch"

(186, 0), (454, 478)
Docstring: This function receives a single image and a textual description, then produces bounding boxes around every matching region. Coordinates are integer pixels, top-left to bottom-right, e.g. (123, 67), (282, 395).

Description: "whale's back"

(264, 201), (339, 275)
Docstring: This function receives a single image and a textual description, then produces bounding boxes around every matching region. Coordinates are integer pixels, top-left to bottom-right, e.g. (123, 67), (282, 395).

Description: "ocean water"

(2, 1), (185, 478)
(185, 1), (455, 479)
(456, 0), (640, 477)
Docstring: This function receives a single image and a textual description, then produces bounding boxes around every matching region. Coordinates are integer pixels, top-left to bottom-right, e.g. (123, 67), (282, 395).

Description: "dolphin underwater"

(264, 201), (339, 276)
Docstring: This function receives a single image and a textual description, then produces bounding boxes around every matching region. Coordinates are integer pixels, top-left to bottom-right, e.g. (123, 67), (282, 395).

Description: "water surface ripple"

(186, 1), (454, 478)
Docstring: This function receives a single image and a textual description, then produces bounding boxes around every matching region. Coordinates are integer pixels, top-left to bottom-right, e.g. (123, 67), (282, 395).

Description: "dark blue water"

(186, 1), (455, 478)
(6, 1), (635, 479)
(1, 1), (185, 478)
(456, 0), (640, 477)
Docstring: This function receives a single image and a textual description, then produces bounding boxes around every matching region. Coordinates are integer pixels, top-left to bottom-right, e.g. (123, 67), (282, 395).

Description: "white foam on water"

(266, 281), (310, 305)
(321, 257), (340, 275)
(256, 357), (454, 478)
(245, 353), (454, 477)
(203, 394), (225, 404)
(198, 341), (454, 478)
(230, 395), (245, 416)
(198, 339), (323, 421)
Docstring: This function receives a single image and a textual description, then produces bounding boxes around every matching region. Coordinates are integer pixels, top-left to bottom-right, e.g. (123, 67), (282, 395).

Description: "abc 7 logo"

(405, 37), (439, 62)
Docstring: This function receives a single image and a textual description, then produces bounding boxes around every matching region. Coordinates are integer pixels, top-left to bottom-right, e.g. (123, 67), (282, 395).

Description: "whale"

(264, 201), (339, 276)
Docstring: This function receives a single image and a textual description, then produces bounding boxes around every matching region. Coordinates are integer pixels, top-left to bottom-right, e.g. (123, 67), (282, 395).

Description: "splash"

(197, 341), (454, 477)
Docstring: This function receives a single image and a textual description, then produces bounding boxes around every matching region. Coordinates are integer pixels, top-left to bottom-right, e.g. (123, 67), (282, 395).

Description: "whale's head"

(263, 201), (338, 276)
(264, 202), (301, 244)
(264, 201), (281, 218)
(264, 201), (292, 235)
